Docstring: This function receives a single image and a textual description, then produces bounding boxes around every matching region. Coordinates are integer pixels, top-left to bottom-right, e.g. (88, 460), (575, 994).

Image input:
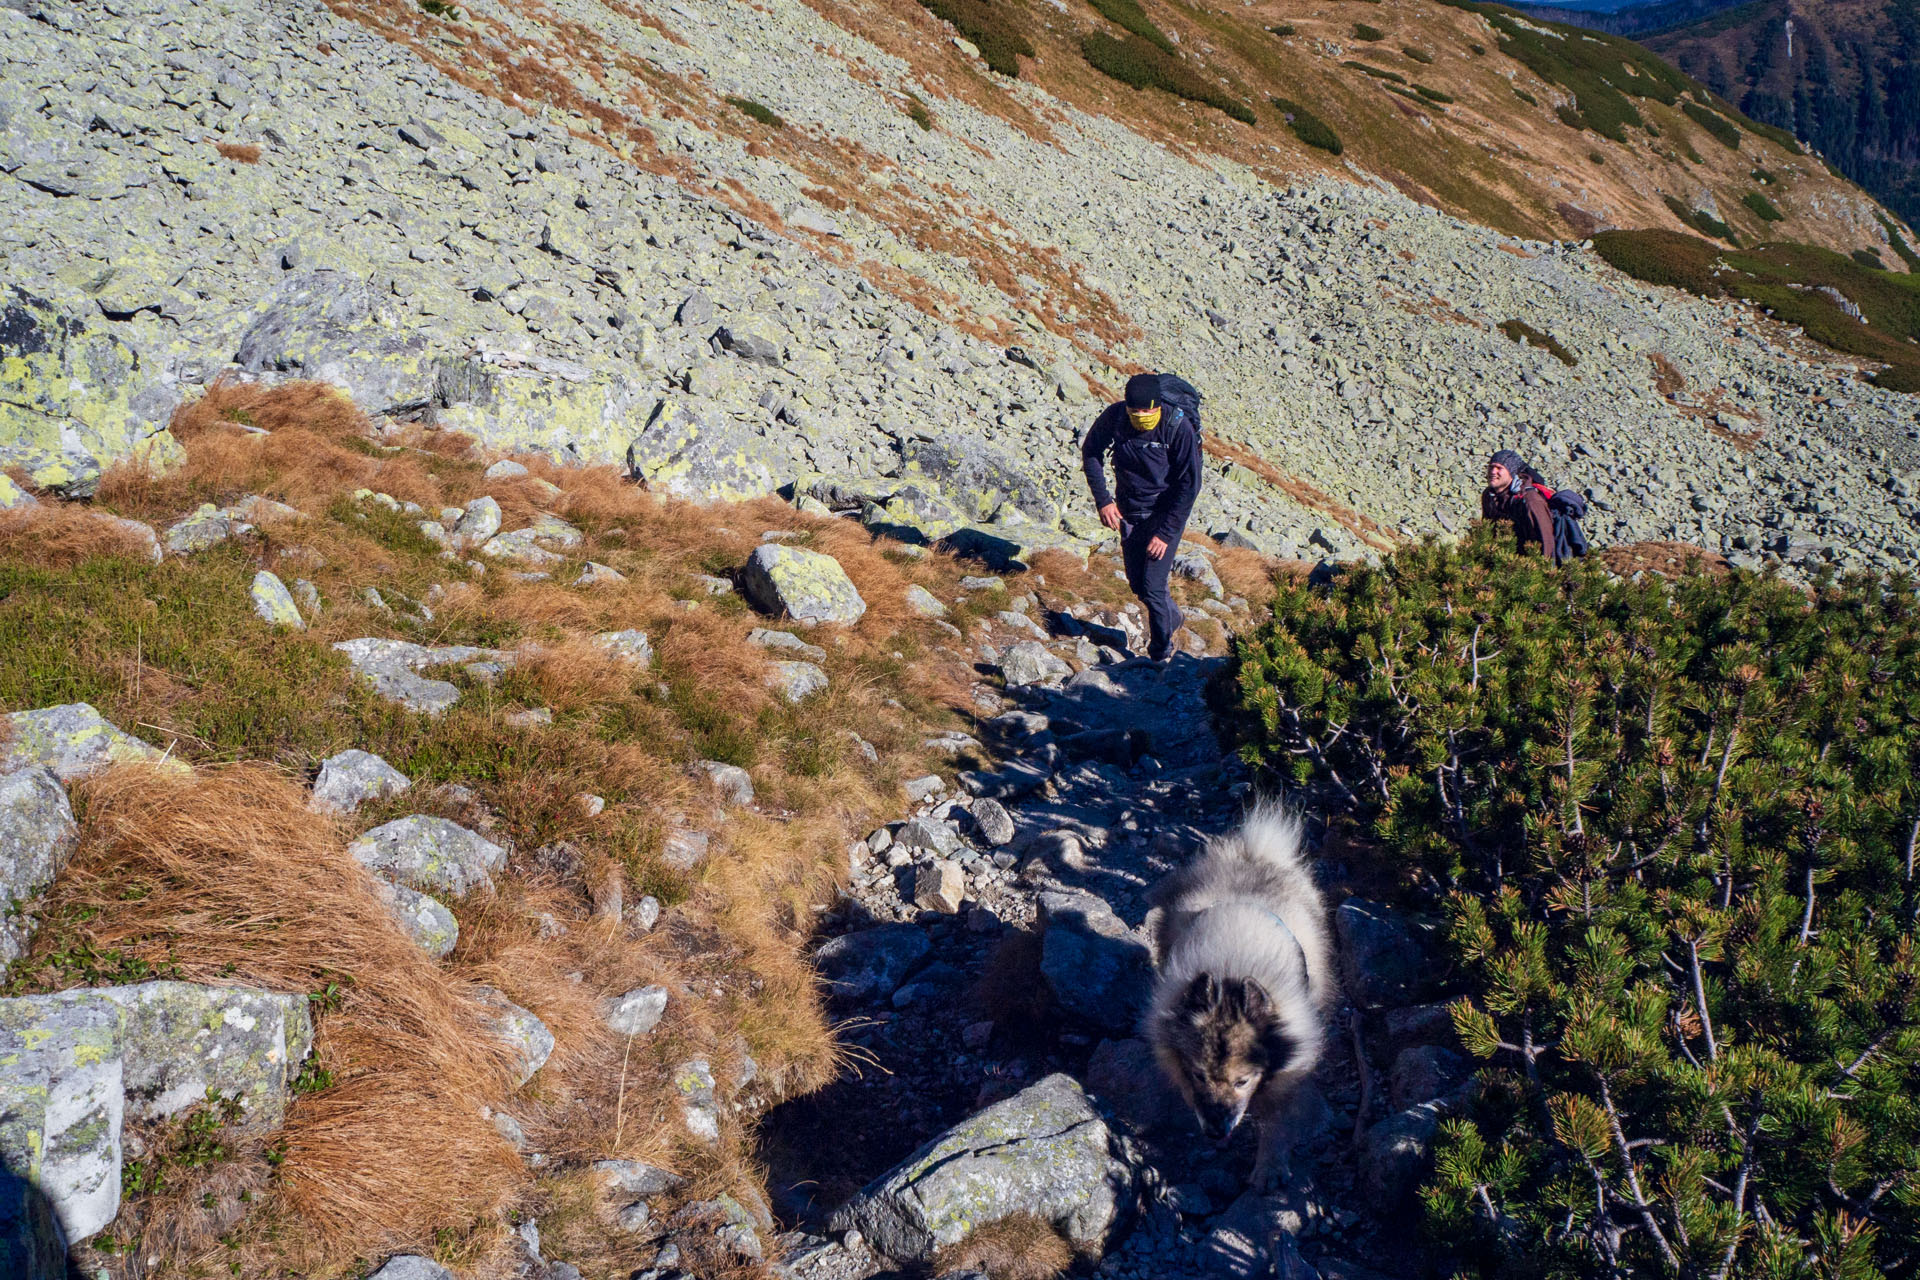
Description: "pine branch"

(1689, 938), (1719, 1062)
(1598, 1078), (1680, 1270)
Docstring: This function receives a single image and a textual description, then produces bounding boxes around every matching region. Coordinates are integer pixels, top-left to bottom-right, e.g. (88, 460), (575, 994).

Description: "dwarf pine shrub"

(1232, 531), (1919, 1279)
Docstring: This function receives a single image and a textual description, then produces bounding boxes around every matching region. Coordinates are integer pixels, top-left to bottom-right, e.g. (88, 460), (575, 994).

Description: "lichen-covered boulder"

(0, 990), (126, 1258)
(766, 660), (829, 703)
(830, 1073), (1135, 1262)
(93, 982), (313, 1130)
(740, 544), (867, 626)
(164, 502), (253, 555)
(674, 1058), (720, 1142)
(1, 703), (179, 782)
(474, 987), (553, 1087)
(604, 985), (669, 1037)
(372, 881), (459, 959)
(0, 474), (37, 511)
(905, 584), (948, 618)
(594, 630), (653, 668)
(452, 495), (501, 547)
(250, 570), (304, 629)
(309, 749), (411, 816)
(999, 641), (1073, 688)
(625, 395), (779, 502)
(349, 816), (507, 898)
(0, 766), (78, 977)
(333, 639), (510, 715)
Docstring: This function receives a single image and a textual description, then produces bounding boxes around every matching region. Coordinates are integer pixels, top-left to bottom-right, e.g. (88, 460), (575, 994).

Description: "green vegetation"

(724, 96), (784, 128)
(1750, 166), (1775, 185)
(1593, 229), (1920, 391)
(1555, 104), (1587, 132)
(1088, 0), (1173, 53)
(1413, 84), (1454, 104)
(1081, 33), (1255, 123)
(1353, 22), (1386, 41)
(1232, 533), (1919, 1280)
(1345, 60), (1407, 86)
(1854, 247), (1889, 270)
(1682, 100), (1741, 150)
(1270, 96), (1343, 154)
(1403, 46), (1434, 64)
(416, 0), (459, 17)
(1588, 151), (1605, 166)
(1497, 319), (1577, 366)
(1266, 23), (1295, 37)
(1662, 193), (1738, 244)
(1741, 190), (1783, 222)
(124, 1097), (247, 1197)
(918, 0), (1035, 78)
(905, 93), (934, 131)
(1877, 214), (1920, 271)
(1513, 87), (1536, 106)
(1386, 83), (1441, 111)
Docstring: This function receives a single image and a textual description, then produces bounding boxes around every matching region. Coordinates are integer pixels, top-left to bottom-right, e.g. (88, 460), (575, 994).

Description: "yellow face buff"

(1127, 405), (1162, 430)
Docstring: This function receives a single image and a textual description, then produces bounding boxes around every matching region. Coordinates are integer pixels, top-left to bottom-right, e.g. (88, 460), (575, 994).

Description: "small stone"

(579, 793), (606, 818)
(250, 570), (305, 629)
(452, 496), (502, 546)
(606, 985), (670, 1037)
(617, 1201), (652, 1232)
(696, 760), (754, 806)
(767, 659), (829, 702)
(674, 1058), (720, 1142)
(594, 1158), (685, 1197)
(903, 774), (945, 803)
(630, 895), (662, 931)
(905, 584), (948, 617)
(310, 749), (411, 816)
(970, 797), (1016, 847)
(999, 641), (1073, 688)
(484, 460), (530, 480)
(595, 629), (653, 668)
(662, 829), (709, 871)
(367, 1257), (455, 1280)
(748, 628), (829, 662)
(348, 815), (507, 898)
(575, 561), (628, 588)
(893, 816), (961, 857)
(372, 881), (459, 958)
(473, 986), (554, 1087)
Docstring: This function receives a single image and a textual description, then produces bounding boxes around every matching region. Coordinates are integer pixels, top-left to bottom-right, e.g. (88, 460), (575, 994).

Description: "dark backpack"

(1528, 480), (1590, 562)
(1155, 373), (1203, 435)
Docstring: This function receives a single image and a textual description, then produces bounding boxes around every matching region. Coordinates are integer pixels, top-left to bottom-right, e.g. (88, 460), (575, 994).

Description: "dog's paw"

(1248, 1154), (1292, 1194)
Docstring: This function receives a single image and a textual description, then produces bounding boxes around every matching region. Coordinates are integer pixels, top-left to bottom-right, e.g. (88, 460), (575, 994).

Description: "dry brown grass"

(933, 1211), (1076, 1279)
(43, 764), (521, 1275)
(214, 142), (262, 163)
(1646, 353), (1765, 451)
(0, 504), (158, 569)
(1598, 539), (1733, 580)
(1201, 435), (1398, 552)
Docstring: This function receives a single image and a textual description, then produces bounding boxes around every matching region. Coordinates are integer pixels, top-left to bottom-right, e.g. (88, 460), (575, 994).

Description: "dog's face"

(1153, 973), (1296, 1143)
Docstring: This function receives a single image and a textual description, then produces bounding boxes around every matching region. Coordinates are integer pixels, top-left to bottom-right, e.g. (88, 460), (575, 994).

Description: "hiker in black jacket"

(1082, 373), (1204, 664)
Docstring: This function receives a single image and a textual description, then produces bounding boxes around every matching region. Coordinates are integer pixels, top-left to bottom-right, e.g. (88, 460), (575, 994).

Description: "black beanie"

(1489, 449), (1528, 480)
(1124, 373), (1162, 410)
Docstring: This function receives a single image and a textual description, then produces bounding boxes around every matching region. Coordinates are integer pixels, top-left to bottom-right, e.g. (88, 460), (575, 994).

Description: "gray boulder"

(593, 1158), (685, 1197)
(1172, 554), (1225, 599)
(0, 767), (78, 976)
(905, 584), (948, 618)
(333, 638), (511, 715)
(625, 395), (779, 502)
(595, 629), (654, 668)
(349, 816), (507, 898)
(893, 816), (961, 858)
(473, 987), (553, 1087)
(1389, 1045), (1469, 1111)
(97, 981), (314, 1129)
(250, 570), (304, 629)
(999, 641), (1072, 688)
(740, 544), (867, 626)
(309, 749), (411, 816)
(697, 760), (755, 806)
(0, 990), (125, 1257)
(902, 434), (1059, 524)
(767, 660), (829, 703)
(372, 881), (459, 958)
(714, 317), (786, 367)
(911, 860), (965, 914)
(606, 985), (670, 1037)
(814, 924), (930, 1001)
(2, 703), (177, 782)
(1358, 1101), (1446, 1205)
(969, 798), (1016, 847)
(1038, 891), (1153, 1032)
(829, 1073), (1135, 1262)
(366, 1257), (455, 1280)
(452, 496), (501, 547)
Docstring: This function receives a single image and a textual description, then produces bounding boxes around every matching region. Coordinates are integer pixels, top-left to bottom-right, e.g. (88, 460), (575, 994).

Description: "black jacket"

(1082, 403), (1203, 543)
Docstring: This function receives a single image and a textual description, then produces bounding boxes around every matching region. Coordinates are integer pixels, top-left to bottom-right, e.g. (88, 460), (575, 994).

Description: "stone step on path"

(764, 650), (1450, 1280)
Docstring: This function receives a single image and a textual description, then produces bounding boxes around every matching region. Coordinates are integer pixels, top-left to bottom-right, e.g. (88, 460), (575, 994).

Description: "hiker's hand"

(1147, 536), (1170, 559)
(1099, 503), (1122, 531)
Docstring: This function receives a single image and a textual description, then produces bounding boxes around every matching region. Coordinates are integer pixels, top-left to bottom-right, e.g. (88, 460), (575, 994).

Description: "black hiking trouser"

(1121, 518), (1184, 661)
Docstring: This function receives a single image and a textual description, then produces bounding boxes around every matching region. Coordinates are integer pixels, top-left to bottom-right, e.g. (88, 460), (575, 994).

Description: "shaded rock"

(593, 1158), (685, 1197)
(1086, 1036), (1183, 1132)
(349, 815), (507, 898)
(999, 641), (1072, 688)
(1202, 1192), (1320, 1279)
(372, 881), (459, 958)
(1389, 1045), (1468, 1111)
(1172, 554), (1225, 598)
(714, 317), (787, 367)
(595, 629), (654, 668)
(911, 860), (965, 913)
(767, 660), (829, 703)
(1038, 891), (1152, 1032)
(829, 1073), (1135, 1263)
(606, 985), (670, 1037)
(697, 760), (755, 806)
(814, 924), (930, 1000)
(164, 501), (253, 554)
(250, 570), (304, 629)
(474, 987), (553, 1087)
(1382, 1002), (1458, 1048)
(740, 544), (867, 626)
(1358, 1101), (1445, 1205)
(0, 766), (78, 977)
(309, 748), (411, 816)
(1, 703), (176, 782)
(1335, 900), (1428, 1008)
(959, 759), (1053, 801)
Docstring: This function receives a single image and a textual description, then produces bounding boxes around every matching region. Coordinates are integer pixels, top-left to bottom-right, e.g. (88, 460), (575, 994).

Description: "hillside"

(1643, 0), (1920, 228)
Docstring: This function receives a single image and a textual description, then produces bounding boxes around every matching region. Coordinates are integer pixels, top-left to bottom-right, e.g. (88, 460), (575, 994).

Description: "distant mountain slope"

(1516, 0), (1752, 36)
(1642, 0), (1920, 226)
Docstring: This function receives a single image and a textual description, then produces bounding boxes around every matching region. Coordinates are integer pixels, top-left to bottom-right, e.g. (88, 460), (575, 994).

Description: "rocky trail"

(756, 642), (1453, 1280)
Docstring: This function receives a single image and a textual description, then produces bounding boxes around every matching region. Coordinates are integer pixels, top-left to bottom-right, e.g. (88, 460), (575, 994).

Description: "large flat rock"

(739, 544), (867, 627)
(1, 703), (179, 782)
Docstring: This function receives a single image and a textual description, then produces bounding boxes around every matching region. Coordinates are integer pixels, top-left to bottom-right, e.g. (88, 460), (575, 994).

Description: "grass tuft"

(1497, 319), (1578, 366)
(932, 1211), (1076, 1279)
(1682, 101), (1741, 150)
(1353, 23), (1386, 41)
(725, 95), (784, 128)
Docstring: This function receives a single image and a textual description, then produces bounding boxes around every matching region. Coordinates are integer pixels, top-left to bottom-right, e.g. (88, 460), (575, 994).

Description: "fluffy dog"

(1145, 806), (1335, 1188)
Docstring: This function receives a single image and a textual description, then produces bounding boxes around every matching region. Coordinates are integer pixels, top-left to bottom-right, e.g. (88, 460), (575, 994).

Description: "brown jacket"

(1482, 483), (1556, 558)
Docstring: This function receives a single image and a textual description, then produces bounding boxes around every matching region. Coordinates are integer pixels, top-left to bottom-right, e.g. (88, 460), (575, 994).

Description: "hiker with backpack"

(1082, 372), (1204, 665)
(1481, 448), (1589, 564)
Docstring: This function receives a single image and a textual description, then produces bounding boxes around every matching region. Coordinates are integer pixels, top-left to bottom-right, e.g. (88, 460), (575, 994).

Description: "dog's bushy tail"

(1235, 802), (1309, 873)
